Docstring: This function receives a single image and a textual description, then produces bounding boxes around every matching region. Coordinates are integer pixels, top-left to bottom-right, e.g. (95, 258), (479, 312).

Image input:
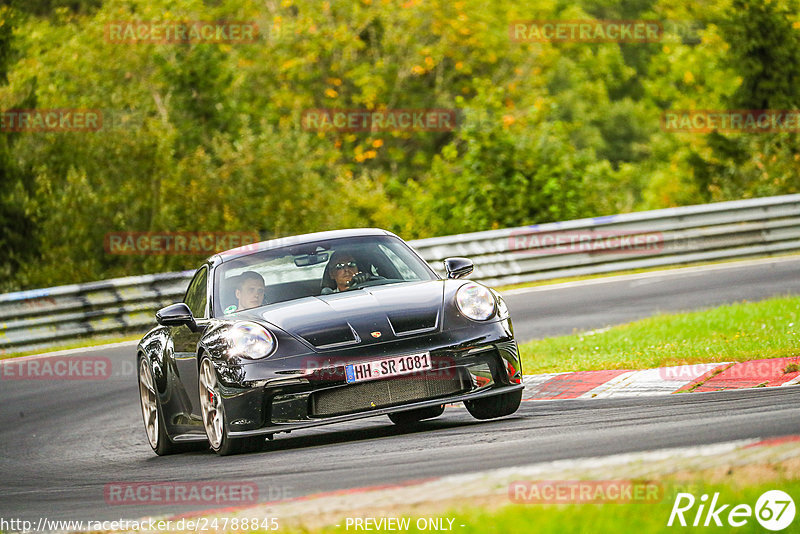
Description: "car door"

(172, 265), (210, 420)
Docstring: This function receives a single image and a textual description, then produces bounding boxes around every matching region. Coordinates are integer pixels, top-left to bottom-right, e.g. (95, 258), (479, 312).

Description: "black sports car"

(137, 229), (523, 455)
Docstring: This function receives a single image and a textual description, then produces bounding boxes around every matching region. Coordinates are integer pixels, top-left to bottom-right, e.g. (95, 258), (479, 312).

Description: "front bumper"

(228, 383), (524, 438)
(214, 322), (522, 436)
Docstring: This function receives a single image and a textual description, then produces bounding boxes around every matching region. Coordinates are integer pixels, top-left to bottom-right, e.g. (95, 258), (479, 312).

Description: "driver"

(225, 271), (266, 313)
(321, 252), (370, 294)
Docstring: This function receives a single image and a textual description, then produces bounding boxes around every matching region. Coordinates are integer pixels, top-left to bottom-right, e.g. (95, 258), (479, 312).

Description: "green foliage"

(681, 0), (800, 202)
(0, 6), (38, 291)
(723, 0), (800, 110)
(0, 0), (798, 289)
(8, 0), (102, 17)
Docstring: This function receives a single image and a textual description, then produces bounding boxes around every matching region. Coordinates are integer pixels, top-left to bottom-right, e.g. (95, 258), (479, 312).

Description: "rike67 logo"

(668, 490), (795, 531)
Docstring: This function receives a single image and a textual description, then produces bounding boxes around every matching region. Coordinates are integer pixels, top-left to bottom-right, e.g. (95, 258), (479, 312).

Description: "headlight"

(456, 282), (496, 321)
(227, 322), (277, 360)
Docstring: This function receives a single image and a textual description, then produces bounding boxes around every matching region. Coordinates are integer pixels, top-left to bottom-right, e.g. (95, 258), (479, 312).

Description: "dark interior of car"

(217, 245), (408, 314)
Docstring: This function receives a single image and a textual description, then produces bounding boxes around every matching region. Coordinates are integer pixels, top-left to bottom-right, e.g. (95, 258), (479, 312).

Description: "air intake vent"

(387, 310), (439, 336)
(297, 323), (360, 349)
(310, 371), (466, 417)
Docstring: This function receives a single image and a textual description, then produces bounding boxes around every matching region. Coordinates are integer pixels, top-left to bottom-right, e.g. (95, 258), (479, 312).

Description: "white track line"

(781, 375), (800, 387)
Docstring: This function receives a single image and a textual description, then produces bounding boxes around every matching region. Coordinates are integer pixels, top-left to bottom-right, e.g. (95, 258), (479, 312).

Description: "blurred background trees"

(0, 0), (797, 290)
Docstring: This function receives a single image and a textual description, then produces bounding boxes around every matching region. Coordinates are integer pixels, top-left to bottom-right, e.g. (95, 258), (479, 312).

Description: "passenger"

(225, 271), (266, 313)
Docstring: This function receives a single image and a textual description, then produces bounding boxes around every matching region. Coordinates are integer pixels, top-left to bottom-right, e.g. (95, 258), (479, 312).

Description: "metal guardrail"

(2, 194), (799, 354)
(0, 272), (193, 354)
(415, 194), (800, 286)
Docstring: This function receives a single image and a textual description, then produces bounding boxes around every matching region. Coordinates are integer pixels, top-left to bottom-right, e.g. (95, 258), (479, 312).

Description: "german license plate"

(345, 352), (432, 384)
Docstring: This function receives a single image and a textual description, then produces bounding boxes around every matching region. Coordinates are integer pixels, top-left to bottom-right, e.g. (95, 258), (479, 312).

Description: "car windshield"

(212, 235), (437, 316)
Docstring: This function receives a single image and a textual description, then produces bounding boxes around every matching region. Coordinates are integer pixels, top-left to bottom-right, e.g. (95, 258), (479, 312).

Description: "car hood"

(246, 280), (446, 350)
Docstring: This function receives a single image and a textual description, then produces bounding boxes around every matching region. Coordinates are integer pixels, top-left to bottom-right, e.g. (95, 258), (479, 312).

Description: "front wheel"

(199, 357), (263, 455)
(138, 357), (184, 455)
(464, 389), (522, 420)
(388, 404), (445, 425)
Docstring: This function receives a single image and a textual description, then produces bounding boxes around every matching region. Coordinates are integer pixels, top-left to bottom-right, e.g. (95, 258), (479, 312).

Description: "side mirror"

(156, 303), (197, 331)
(443, 257), (474, 279)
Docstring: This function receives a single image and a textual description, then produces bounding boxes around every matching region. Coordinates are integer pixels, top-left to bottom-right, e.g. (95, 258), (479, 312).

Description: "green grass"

(292, 479), (800, 534)
(518, 295), (800, 374)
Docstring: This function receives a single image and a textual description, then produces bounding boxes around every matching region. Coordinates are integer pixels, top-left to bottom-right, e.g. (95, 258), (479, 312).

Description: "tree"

(0, 6), (38, 291)
(686, 0), (800, 201)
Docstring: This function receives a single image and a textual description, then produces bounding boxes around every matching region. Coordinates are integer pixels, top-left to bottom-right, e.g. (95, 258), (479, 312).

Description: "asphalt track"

(1, 257), (799, 523)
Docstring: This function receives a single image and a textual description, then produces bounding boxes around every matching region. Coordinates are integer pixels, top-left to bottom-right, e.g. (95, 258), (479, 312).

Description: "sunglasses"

(334, 261), (358, 271)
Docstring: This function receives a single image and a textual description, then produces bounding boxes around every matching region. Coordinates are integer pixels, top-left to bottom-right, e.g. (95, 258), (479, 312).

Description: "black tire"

(388, 404), (445, 425)
(138, 357), (187, 456)
(199, 357), (264, 456)
(464, 389), (522, 420)
(214, 432), (265, 456)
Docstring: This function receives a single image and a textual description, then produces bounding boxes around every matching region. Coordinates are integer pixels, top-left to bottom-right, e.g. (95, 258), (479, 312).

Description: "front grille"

(310, 371), (467, 417)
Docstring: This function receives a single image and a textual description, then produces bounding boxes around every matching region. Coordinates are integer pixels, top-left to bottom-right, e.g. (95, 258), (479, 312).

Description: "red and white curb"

(521, 357), (800, 401)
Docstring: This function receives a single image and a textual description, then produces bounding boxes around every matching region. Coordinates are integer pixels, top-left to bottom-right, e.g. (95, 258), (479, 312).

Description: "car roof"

(210, 228), (396, 265)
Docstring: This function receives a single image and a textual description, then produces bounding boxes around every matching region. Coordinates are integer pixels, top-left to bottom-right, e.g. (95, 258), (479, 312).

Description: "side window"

(184, 267), (208, 318)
